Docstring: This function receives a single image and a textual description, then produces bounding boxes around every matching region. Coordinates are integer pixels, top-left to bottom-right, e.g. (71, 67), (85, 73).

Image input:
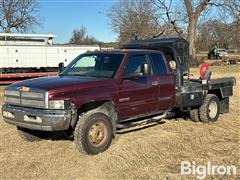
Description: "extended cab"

(2, 38), (236, 155)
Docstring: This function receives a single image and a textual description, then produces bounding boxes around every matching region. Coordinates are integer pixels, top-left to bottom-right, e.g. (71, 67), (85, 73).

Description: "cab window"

(124, 54), (148, 76)
(150, 53), (167, 75)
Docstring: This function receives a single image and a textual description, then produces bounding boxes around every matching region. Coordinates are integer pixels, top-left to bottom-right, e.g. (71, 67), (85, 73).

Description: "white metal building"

(0, 33), (99, 70)
(0, 33), (56, 45)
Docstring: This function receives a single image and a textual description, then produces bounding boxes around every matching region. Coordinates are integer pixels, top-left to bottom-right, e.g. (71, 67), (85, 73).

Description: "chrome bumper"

(2, 104), (72, 131)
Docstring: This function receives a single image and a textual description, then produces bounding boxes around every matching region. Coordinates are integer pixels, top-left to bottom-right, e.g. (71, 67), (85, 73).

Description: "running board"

(116, 112), (174, 129)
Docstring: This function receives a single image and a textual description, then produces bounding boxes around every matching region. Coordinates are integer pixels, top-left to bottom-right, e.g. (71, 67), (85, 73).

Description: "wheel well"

(207, 89), (223, 100)
(79, 100), (108, 113)
(71, 100), (117, 136)
(207, 89), (231, 114)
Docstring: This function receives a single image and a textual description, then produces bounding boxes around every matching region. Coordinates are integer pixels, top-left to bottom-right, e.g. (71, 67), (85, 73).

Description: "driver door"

(117, 53), (159, 120)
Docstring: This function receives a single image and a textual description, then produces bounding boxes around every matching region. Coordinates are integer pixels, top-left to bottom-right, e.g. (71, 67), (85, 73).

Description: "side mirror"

(141, 63), (151, 76)
(58, 62), (64, 72)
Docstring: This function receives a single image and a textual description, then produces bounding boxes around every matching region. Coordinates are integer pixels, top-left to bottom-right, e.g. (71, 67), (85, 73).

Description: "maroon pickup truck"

(2, 38), (235, 155)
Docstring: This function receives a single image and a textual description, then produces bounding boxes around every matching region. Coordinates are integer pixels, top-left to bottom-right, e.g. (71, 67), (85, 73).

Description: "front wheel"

(199, 94), (220, 123)
(74, 111), (113, 155)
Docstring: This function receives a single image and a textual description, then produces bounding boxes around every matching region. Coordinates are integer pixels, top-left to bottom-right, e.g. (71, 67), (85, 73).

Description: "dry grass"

(0, 66), (239, 179)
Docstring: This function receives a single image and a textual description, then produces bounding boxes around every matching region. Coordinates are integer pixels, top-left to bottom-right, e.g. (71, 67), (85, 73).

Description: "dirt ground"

(0, 66), (239, 179)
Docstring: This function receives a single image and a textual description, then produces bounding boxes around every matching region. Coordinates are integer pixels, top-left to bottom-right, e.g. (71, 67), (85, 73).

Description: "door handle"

(152, 81), (158, 86)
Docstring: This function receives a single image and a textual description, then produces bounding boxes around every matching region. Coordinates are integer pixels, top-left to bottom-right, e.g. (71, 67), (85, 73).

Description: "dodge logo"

(20, 86), (30, 92)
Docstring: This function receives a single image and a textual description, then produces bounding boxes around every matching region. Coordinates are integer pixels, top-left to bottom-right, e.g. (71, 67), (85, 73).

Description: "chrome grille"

(21, 91), (45, 99)
(4, 90), (20, 96)
(4, 88), (47, 108)
(4, 96), (20, 104)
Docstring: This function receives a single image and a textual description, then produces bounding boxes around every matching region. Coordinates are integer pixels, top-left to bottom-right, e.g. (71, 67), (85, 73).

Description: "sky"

(36, 0), (118, 43)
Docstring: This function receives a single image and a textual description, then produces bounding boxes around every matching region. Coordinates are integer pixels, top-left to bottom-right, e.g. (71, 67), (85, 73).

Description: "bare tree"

(196, 0), (240, 50)
(0, 0), (40, 33)
(153, 0), (185, 37)
(180, 0), (239, 56)
(183, 0), (213, 59)
(69, 26), (98, 45)
(109, 0), (239, 58)
(223, 0), (240, 23)
(196, 20), (240, 50)
(107, 0), (162, 45)
(154, 0), (207, 59)
(153, 0), (230, 59)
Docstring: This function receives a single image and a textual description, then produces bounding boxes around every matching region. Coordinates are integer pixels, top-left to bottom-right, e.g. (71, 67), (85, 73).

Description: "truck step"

(117, 112), (174, 129)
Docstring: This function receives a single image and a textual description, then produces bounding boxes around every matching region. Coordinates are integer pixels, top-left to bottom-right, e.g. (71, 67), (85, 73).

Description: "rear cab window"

(149, 53), (168, 75)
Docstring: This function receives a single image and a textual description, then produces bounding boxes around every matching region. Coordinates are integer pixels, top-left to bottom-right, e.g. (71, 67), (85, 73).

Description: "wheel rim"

(208, 101), (218, 119)
(88, 122), (107, 147)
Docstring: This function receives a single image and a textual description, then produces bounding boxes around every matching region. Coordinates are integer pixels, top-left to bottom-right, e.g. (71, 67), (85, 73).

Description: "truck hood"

(8, 75), (112, 92)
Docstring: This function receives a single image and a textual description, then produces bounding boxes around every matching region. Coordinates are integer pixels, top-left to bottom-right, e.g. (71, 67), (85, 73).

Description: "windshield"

(61, 53), (124, 78)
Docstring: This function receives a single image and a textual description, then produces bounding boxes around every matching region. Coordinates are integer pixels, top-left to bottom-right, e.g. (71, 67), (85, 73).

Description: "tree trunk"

(187, 17), (196, 60)
(4, 26), (12, 33)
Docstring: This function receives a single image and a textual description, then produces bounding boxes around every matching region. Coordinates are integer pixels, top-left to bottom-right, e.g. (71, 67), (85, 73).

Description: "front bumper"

(2, 103), (72, 131)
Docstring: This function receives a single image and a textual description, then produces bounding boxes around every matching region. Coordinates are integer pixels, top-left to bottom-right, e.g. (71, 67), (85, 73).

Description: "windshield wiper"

(62, 73), (110, 78)
(67, 74), (89, 77)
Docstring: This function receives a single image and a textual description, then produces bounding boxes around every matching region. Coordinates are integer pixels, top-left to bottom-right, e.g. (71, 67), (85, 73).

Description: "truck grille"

(4, 89), (48, 109)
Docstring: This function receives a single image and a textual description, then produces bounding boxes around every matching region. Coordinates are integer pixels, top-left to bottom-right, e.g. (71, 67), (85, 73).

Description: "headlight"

(48, 100), (65, 109)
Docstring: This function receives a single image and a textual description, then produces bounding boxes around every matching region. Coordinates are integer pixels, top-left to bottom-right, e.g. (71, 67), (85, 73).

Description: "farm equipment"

(208, 48), (228, 60)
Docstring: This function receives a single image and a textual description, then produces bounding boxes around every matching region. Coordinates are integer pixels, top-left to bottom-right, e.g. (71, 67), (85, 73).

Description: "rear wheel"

(189, 109), (200, 122)
(199, 94), (220, 123)
(74, 111), (113, 155)
(17, 127), (48, 142)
